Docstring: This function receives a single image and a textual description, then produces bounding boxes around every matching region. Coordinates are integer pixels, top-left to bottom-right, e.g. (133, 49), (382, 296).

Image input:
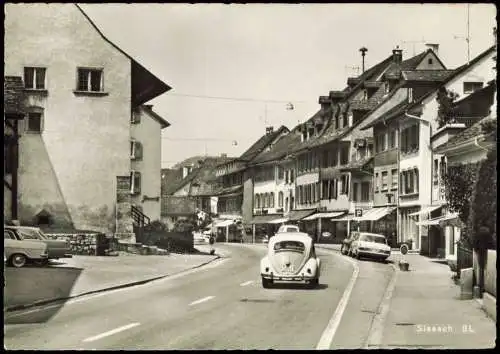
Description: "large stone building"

(4, 4), (171, 239)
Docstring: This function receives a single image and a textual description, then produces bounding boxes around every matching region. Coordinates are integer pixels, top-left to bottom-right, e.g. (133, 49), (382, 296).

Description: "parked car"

(4, 225), (72, 263)
(260, 232), (320, 289)
(192, 231), (206, 245)
(340, 231), (360, 255)
(277, 224), (300, 233)
(349, 232), (391, 261)
(4, 229), (49, 268)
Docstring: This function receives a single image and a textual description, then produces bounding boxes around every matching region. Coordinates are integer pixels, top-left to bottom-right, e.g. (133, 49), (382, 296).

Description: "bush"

(468, 146), (497, 250)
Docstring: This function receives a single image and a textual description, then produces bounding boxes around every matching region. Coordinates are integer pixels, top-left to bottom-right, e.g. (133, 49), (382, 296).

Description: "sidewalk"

(379, 254), (496, 349)
(4, 248), (220, 311)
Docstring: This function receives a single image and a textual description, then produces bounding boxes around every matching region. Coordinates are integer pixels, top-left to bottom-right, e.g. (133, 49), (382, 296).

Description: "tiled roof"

(161, 168), (183, 195)
(434, 115), (496, 153)
(359, 100), (411, 131)
(401, 70), (455, 82)
(4, 76), (25, 115)
(239, 125), (289, 162)
(214, 185), (243, 197)
(363, 81), (383, 89)
(251, 128), (303, 164)
(383, 50), (433, 80)
(350, 99), (380, 111)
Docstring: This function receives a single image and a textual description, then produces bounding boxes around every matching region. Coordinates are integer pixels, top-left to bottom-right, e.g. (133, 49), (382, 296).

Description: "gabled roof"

(401, 70), (456, 83)
(142, 105), (170, 129)
(239, 125), (289, 162)
(383, 49), (446, 79)
(434, 115), (496, 154)
(75, 4), (171, 105)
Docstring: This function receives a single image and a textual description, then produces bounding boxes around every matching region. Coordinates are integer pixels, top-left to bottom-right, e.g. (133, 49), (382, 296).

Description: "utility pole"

(359, 47), (368, 74)
(453, 4), (471, 64)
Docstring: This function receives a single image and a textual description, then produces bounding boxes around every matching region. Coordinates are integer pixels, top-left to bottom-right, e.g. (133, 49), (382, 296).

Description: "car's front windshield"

(37, 229), (48, 240)
(360, 235), (386, 244)
(17, 228), (42, 241)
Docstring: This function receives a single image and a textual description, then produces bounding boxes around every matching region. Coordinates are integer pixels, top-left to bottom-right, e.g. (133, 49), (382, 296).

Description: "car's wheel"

(10, 254), (27, 268)
(355, 251), (361, 260)
(307, 278), (319, 289)
(262, 277), (273, 289)
(340, 245), (346, 255)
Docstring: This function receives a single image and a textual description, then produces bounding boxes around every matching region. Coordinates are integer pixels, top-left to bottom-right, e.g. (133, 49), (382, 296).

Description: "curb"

(5, 255), (221, 313)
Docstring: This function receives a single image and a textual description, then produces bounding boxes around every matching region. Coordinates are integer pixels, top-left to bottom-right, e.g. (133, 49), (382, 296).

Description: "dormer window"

(384, 82), (390, 94)
(363, 89), (368, 100)
(316, 123), (324, 135)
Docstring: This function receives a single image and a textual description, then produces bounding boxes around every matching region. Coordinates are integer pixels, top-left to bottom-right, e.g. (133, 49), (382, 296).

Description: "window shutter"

(134, 171), (141, 194)
(415, 169), (419, 193)
(135, 142), (143, 160)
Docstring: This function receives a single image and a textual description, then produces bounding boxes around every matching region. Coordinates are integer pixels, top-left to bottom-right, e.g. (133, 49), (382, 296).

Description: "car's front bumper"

(261, 273), (316, 281)
(358, 250), (390, 258)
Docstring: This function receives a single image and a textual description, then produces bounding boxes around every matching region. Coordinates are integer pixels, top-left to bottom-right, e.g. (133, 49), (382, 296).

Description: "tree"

(436, 87), (460, 128)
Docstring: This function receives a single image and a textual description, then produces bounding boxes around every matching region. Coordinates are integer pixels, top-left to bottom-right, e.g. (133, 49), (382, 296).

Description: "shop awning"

(251, 215), (283, 224)
(354, 207), (396, 221)
(286, 209), (316, 221)
(416, 216), (447, 226)
(409, 205), (443, 217)
(303, 211), (345, 221)
(214, 220), (234, 227)
(268, 217), (289, 224)
(438, 213), (462, 227)
(332, 214), (355, 221)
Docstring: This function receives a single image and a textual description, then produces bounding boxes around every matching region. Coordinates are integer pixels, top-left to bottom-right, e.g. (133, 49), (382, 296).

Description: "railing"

(131, 205), (150, 227)
(456, 245), (473, 279)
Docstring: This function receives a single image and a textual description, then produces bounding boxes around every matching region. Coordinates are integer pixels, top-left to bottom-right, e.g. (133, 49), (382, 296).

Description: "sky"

(79, 3), (497, 168)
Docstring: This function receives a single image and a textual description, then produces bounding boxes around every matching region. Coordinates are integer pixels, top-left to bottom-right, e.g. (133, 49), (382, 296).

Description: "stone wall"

(45, 233), (104, 256)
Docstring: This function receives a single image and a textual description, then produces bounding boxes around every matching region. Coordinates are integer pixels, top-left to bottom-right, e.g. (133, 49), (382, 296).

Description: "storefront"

(303, 211), (346, 242)
(354, 207), (396, 246)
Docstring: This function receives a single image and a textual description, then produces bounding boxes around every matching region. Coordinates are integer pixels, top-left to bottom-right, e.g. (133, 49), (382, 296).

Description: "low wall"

(485, 250), (496, 297)
(136, 230), (194, 253)
(45, 233), (108, 256)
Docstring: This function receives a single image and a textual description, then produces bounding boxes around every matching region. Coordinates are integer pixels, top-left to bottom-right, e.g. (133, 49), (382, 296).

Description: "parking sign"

(355, 209), (363, 217)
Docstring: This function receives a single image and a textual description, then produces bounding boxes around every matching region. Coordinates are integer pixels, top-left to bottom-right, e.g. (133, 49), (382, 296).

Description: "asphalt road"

(4, 244), (394, 350)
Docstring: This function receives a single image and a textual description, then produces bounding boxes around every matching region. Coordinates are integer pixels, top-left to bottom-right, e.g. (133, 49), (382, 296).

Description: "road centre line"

(82, 322), (140, 343)
(189, 296), (215, 306)
(240, 280), (254, 286)
(316, 251), (360, 350)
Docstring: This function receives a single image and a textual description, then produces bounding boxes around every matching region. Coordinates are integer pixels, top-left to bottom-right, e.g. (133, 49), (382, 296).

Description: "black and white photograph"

(3, 2), (497, 350)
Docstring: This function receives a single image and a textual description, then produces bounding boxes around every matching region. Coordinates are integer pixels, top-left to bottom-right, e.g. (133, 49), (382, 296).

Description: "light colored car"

(260, 232), (320, 289)
(5, 225), (72, 262)
(349, 232), (391, 261)
(4, 229), (49, 268)
(277, 224), (300, 233)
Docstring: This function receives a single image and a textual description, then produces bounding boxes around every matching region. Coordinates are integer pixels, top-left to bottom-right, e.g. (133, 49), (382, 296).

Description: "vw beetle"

(260, 232), (320, 288)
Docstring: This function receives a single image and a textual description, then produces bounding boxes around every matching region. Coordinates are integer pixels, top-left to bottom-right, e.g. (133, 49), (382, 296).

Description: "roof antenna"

(359, 47), (368, 73)
(453, 4), (471, 64)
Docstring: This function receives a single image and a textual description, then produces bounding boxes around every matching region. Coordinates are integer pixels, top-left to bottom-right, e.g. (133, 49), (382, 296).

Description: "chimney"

(359, 47), (368, 73)
(425, 43), (439, 56)
(265, 126), (274, 135)
(318, 96), (331, 110)
(392, 46), (403, 64)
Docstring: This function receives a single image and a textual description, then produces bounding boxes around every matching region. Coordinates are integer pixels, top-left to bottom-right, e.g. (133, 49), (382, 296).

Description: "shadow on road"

(270, 282), (329, 291)
(4, 262), (82, 325)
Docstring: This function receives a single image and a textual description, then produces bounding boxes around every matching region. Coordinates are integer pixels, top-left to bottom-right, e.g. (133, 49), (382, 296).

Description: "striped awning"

(409, 205), (443, 217)
(438, 213), (462, 228)
(354, 207), (395, 221)
(287, 209), (316, 221)
(303, 211), (345, 221)
(268, 217), (289, 224)
(332, 214), (355, 221)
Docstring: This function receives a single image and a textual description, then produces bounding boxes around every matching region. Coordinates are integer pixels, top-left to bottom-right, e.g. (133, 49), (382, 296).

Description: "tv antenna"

(453, 4), (471, 64)
(345, 65), (360, 77)
(401, 38), (427, 56)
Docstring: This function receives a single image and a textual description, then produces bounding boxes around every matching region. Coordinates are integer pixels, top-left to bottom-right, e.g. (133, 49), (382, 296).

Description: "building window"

(24, 67), (46, 90)
(278, 192), (284, 208)
(270, 192), (275, 208)
(26, 111), (43, 133)
(433, 159), (439, 185)
(384, 82), (390, 94)
(375, 133), (386, 153)
(361, 182), (370, 202)
(342, 112), (348, 127)
(381, 171), (388, 190)
(255, 194), (260, 208)
(463, 81), (483, 94)
(130, 140), (143, 160)
(400, 168), (419, 195)
(388, 130), (397, 149)
(130, 171), (141, 195)
(340, 144), (349, 165)
(375, 173), (379, 192)
(340, 174), (350, 195)
(408, 88), (413, 103)
(352, 182), (359, 202)
(356, 146), (366, 161)
(278, 166), (284, 180)
(391, 169), (398, 189)
(428, 58), (433, 65)
(131, 109), (141, 124)
(401, 124), (419, 154)
(290, 169), (295, 183)
(77, 68), (104, 92)
(363, 89), (368, 100)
